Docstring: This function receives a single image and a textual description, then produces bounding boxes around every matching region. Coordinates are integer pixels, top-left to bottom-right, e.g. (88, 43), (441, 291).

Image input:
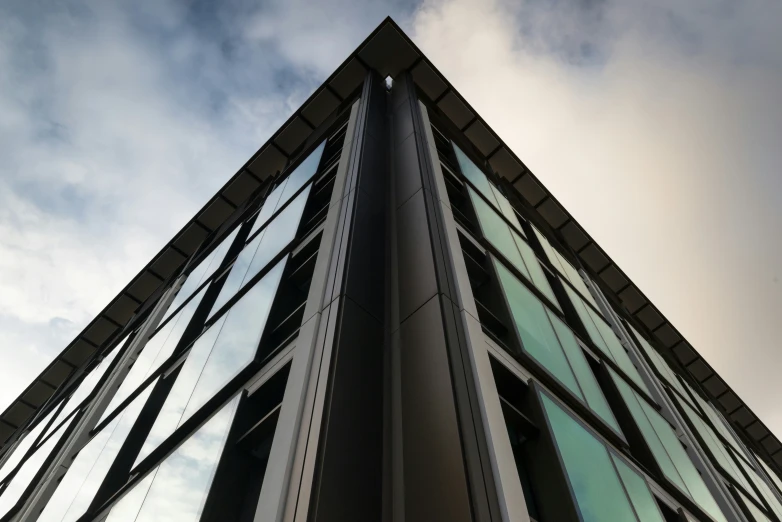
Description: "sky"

(0, 0), (780, 440)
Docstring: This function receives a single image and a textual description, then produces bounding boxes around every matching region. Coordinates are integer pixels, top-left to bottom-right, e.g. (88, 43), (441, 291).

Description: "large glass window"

(162, 228), (239, 322)
(0, 408), (58, 484)
(496, 261), (619, 433)
(0, 416), (76, 518)
(541, 393), (664, 522)
(735, 487), (774, 522)
(754, 453), (782, 497)
(472, 188), (559, 309)
(104, 395), (240, 522)
(248, 142), (325, 240)
(676, 397), (761, 505)
(532, 225), (599, 310)
(566, 286), (650, 394)
(609, 369), (727, 522)
(99, 287), (207, 425)
(734, 453), (782, 520)
(37, 382), (156, 522)
(209, 187), (309, 318)
(686, 385), (749, 463)
(134, 259), (285, 466)
(629, 325), (692, 405)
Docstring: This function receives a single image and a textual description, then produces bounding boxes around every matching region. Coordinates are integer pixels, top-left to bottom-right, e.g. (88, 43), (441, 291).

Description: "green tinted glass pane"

(496, 263), (582, 399)
(754, 453), (782, 496)
(736, 488), (774, 522)
(691, 392), (747, 459)
(612, 370), (727, 522)
(542, 394), (638, 522)
(454, 144), (496, 203)
(612, 371), (687, 492)
(470, 189), (526, 275)
(550, 314), (620, 433)
(557, 253), (600, 309)
(593, 316), (650, 394)
(565, 286), (609, 353)
(630, 325), (690, 402)
(612, 455), (666, 522)
(678, 400), (759, 503)
(736, 455), (782, 520)
(489, 185), (525, 236)
(514, 235), (560, 310)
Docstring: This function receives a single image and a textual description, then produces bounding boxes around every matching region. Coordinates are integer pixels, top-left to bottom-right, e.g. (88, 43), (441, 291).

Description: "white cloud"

(411, 0), (782, 434)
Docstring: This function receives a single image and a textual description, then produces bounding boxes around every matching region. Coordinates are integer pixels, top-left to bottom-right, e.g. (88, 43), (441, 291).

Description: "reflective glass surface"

(755, 452), (782, 496)
(454, 143), (495, 204)
(611, 369), (727, 522)
(497, 262), (618, 431)
(566, 286), (650, 394)
(0, 416), (75, 518)
(105, 395), (240, 522)
(0, 408), (57, 484)
(736, 487), (774, 522)
(248, 142), (325, 240)
(162, 229), (239, 322)
(689, 388), (748, 461)
(210, 186), (309, 318)
(735, 453), (782, 520)
(612, 455), (666, 522)
(51, 342), (123, 430)
(99, 287), (207, 424)
(678, 399), (759, 504)
(532, 226), (599, 310)
(38, 383), (156, 522)
(472, 189), (559, 308)
(542, 394), (641, 521)
(629, 325), (691, 403)
(135, 259), (285, 466)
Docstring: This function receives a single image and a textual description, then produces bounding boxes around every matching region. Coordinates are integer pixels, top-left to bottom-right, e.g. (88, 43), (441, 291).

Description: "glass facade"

(1, 46), (778, 522)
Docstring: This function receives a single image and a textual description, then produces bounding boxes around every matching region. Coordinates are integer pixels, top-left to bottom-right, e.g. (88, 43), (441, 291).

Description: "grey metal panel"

(398, 296), (472, 522)
(396, 190), (438, 322)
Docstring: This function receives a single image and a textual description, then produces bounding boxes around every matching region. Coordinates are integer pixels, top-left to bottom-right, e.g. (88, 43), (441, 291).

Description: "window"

(0, 408), (58, 484)
(471, 189), (559, 309)
(608, 368), (727, 522)
(532, 226), (599, 310)
(209, 187), (310, 318)
(735, 487), (774, 522)
(541, 392), (665, 521)
(628, 325), (692, 405)
(686, 384), (749, 463)
(99, 287), (207, 425)
(162, 228), (240, 322)
(734, 453), (782, 520)
(0, 415), (76, 518)
(103, 395), (240, 522)
(495, 260), (619, 433)
(134, 259), (286, 466)
(247, 142), (325, 240)
(676, 397), (761, 506)
(754, 453), (782, 497)
(37, 383), (156, 522)
(566, 287), (650, 394)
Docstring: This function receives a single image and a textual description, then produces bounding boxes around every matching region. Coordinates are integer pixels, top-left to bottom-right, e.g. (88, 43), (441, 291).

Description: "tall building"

(0, 18), (779, 522)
